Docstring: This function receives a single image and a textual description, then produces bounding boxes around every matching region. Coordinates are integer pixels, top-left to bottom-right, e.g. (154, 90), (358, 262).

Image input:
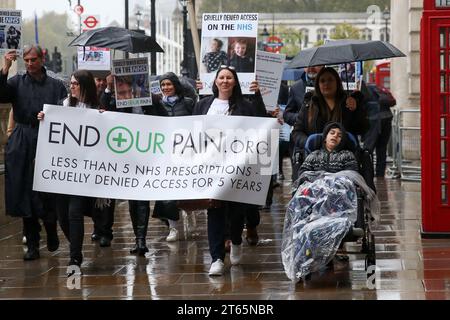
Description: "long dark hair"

(309, 67), (346, 128)
(69, 70), (99, 108)
(211, 66), (243, 114)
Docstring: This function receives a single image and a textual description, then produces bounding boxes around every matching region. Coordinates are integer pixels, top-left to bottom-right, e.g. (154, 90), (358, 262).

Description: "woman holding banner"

(38, 70), (99, 274)
(151, 72), (195, 242)
(193, 66), (266, 276)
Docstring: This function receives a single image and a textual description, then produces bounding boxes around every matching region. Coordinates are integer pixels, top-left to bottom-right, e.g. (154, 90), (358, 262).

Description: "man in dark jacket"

(283, 66), (322, 126)
(0, 46), (67, 260)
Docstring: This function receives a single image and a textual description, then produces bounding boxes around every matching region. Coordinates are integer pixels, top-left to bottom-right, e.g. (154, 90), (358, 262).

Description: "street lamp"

(382, 6), (390, 42)
(135, 10), (142, 30)
(179, 0), (189, 77)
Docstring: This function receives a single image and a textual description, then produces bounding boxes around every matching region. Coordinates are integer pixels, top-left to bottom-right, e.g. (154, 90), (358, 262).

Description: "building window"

(362, 28), (372, 40)
(317, 28), (327, 41)
(330, 28), (336, 38)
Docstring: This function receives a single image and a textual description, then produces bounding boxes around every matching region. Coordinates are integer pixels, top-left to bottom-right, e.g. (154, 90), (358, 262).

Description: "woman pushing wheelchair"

(282, 122), (379, 282)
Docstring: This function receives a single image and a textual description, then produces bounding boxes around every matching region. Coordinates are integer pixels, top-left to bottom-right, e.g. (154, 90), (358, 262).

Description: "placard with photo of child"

(200, 12), (259, 95)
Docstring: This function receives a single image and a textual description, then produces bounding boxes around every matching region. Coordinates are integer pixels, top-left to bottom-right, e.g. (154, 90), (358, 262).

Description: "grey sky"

(16, 0), (178, 27)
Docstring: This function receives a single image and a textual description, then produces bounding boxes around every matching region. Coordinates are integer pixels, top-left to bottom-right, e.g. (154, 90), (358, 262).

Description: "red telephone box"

(375, 61), (391, 89)
(421, 0), (450, 236)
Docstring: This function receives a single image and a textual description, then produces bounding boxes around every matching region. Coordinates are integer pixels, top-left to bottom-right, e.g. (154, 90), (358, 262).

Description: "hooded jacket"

(155, 72), (194, 116)
(299, 122), (358, 176)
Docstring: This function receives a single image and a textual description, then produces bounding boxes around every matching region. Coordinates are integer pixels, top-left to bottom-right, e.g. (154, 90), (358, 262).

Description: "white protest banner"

(0, 9), (22, 54)
(200, 13), (258, 95)
(33, 106), (279, 206)
(256, 50), (286, 111)
(77, 46), (111, 71)
(112, 57), (151, 108)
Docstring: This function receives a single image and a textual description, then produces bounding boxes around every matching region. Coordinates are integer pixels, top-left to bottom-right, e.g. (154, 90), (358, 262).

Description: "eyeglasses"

(219, 65), (235, 70)
(70, 81), (80, 86)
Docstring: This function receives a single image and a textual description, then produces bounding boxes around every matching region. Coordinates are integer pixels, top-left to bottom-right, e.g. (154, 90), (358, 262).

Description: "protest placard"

(332, 61), (363, 91)
(33, 105), (279, 206)
(77, 46), (111, 71)
(112, 57), (151, 108)
(150, 80), (162, 95)
(200, 13), (258, 95)
(0, 9), (22, 54)
(256, 50), (286, 111)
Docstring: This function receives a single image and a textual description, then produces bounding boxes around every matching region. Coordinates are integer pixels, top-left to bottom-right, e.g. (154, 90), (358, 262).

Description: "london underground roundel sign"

(83, 16), (99, 29)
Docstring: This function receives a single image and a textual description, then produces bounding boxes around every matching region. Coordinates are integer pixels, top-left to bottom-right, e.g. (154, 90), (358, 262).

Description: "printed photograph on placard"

(200, 13), (259, 95)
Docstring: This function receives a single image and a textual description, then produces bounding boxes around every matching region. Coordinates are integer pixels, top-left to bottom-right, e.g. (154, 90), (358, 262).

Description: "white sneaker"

(230, 244), (242, 265)
(166, 227), (178, 242)
(209, 259), (224, 276)
(22, 236), (27, 245)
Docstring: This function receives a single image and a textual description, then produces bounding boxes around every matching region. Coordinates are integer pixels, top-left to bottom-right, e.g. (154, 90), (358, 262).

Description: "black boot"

(99, 236), (111, 247)
(24, 245), (40, 261)
(130, 238), (149, 256)
(129, 201), (149, 256)
(44, 222), (59, 252)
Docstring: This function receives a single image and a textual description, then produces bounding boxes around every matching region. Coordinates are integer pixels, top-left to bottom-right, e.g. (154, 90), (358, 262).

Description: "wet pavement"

(0, 163), (449, 300)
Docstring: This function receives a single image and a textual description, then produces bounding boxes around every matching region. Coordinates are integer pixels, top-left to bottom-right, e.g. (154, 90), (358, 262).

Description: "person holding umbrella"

(291, 67), (368, 180)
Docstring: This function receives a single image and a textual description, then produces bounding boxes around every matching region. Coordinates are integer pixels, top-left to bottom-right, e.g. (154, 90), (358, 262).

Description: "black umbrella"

(68, 27), (164, 53)
(286, 39), (405, 69)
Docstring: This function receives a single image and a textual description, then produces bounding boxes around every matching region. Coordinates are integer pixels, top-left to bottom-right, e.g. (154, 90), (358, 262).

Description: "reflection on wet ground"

(0, 162), (449, 300)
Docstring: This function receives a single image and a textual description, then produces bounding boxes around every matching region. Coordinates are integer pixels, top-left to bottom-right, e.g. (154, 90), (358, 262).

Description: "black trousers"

(22, 192), (58, 248)
(129, 200), (150, 241)
(279, 140), (290, 175)
(22, 209), (57, 247)
(92, 200), (115, 240)
(224, 205), (260, 240)
(245, 205), (260, 229)
(208, 203), (246, 262)
(56, 195), (93, 262)
(374, 118), (392, 177)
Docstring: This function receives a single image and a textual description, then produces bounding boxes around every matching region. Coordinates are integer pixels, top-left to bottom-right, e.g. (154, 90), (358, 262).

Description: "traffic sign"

(83, 15), (99, 29)
(74, 5), (84, 16)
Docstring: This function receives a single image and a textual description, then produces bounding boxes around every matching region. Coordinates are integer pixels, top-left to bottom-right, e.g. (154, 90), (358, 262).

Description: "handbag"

(176, 199), (223, 211)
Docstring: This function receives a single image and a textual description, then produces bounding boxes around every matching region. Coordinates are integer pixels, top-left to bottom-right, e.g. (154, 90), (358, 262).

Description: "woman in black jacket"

(291, 67), (368, 180)
(193, 66), (266, 276)
(151, 72), (195, 242)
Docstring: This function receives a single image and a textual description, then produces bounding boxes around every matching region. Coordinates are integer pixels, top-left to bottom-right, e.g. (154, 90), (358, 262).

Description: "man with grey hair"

(0, 45), (67, 260)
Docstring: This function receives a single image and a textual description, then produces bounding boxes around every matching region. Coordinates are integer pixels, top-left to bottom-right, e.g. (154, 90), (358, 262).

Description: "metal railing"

(386, 108), (421, 181)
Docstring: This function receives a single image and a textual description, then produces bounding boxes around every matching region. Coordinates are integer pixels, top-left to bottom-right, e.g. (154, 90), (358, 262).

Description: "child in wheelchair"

(282, 122), (379, 282)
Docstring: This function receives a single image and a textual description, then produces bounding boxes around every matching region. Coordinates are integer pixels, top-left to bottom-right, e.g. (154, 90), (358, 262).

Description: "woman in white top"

(193, 66), (266, 276)
(38, 70), (99, 274)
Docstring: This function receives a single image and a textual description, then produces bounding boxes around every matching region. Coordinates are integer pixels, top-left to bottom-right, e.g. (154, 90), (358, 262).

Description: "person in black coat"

(193, 66), (266, 276)
(0, 46), (67, 260)
(151, 72), (195, 242)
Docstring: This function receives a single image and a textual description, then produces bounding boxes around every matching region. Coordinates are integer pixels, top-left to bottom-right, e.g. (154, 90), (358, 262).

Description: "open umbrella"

(286, 39), (405, 69)
(68, 27), (164, 53)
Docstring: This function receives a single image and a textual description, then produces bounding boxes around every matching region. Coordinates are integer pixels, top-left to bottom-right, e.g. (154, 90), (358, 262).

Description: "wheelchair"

(282, 132), (377, 282)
